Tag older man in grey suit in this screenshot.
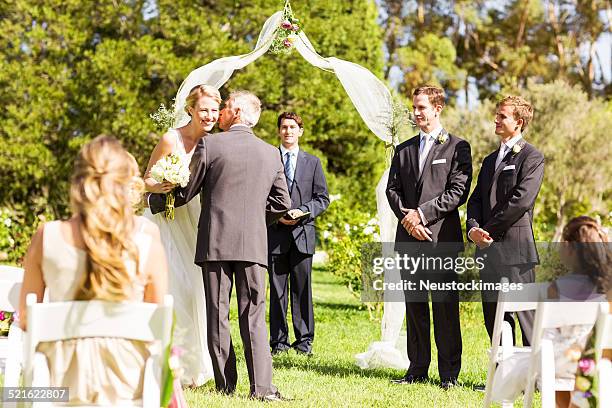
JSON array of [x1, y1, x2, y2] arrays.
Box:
[[149, 90, 291, 401]]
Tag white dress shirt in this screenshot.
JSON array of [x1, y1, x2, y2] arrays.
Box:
[[280, 145, 299, 176], [418, 125, 443, 174], [494, 133, 522, 169], [416, 125, 443, 226]]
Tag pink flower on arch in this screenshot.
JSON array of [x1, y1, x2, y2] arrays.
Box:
[[281, 20, 292, 29]]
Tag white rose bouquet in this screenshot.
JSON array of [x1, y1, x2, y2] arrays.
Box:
[[150, 153, 190, 220]]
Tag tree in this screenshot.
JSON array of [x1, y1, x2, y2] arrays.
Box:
[[379, 0, 611, 101], [0, 0, 387, 261]]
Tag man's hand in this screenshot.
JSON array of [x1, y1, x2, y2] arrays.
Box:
[[279, 209, 303, 226], [400, 208, 422, 231], [469, 227, 493, 249], [409, 224, 433, 241], [279, 217, 298, 225]]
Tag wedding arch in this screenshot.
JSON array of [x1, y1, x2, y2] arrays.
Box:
[[171, 1, 408, 370]]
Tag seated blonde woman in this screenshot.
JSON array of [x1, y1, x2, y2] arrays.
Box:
[[19, 135, 168, 406]]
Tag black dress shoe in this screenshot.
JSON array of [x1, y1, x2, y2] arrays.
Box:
[[271, 347, 290, 356], [294, 348, 313, 356], [473, 385, 486, 392], [391, 374, 428, 384], [216, 387, 235, 395], [440, 377, 459, 390]]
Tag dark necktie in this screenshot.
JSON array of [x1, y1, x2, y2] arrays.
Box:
[[284, 151, 294, 189]]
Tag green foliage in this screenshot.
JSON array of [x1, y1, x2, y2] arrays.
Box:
[[0, 203, 54, 264], [318, 197, 380, 302], [397, 33, 466, 96], [0, 0, 386, 261], [380, 0, 611, 100]]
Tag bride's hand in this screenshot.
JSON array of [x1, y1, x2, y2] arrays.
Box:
[[149, 181, 175, 194]]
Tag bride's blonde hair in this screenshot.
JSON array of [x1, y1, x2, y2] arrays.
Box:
[[70, 135, 144, 301]]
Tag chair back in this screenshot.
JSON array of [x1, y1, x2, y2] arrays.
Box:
[[533, 301, 604, 333], [595, 302, 612, 360], [24, 293, 173, 386], [498, 279, 544, 313]]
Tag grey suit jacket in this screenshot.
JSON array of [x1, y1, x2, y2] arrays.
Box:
[[267, 149, 330, 255], [466, 139, 545, 265], [150, 125, 291, 267], [386, 131, 473, 253]]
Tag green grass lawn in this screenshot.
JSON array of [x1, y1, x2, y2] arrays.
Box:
[[185, 266, 541, 407]]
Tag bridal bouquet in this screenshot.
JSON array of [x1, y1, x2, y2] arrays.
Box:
[[150, 153, 190, 220]]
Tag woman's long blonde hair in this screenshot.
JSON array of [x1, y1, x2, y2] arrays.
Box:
[[70, 135, 144, 301]]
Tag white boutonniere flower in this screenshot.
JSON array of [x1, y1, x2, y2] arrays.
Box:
[[512, 144, 522, 155], [437, 132, 448, 144]]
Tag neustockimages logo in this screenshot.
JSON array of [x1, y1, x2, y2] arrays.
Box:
[[371, 254, 486, 275]]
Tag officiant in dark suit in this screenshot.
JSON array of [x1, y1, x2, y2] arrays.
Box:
[[267, 112, 329, 356], [466, 95, 544, 347], [150, 91, 291, 402], [386, 85, 472, 389]]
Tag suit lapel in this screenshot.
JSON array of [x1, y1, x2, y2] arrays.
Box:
[[408, 135, 419, 180], [293, 150, 307, 184], [483, 151, 498, 195], [487, 138, 526, 193], [417, 129, 446, 187]]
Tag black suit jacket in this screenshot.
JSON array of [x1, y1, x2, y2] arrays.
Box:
[[267, 149, 330, 255], [149, 126, 291, 267], [386, 131, 473, 253], [466, 139, 544, 266]]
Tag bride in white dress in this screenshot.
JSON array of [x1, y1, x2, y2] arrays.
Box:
[[143, 84, 221, 386]]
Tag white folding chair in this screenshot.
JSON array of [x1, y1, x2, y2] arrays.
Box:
[[483, 278, 544, 408], [0, 265, 24, 387], [598, 359, 611, 408], [594, 302, 611, 408], [523, 300, 604, 408], [24, 293, 174, 407]]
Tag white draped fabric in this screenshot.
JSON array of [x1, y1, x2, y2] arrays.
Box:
[[171, 11, 393, 144], [355, 169, 408, 370], [171, 10, 407, 370]]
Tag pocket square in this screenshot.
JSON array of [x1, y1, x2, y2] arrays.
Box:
[[502, 165, 516, 171], [432, 159, 447, 165]]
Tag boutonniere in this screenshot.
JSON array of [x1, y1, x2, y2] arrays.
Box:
[[512, 140, 525, 156], [436, 131, 449, 145]]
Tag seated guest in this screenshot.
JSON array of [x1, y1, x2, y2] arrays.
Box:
[[491, 216, 610, 406], [565, 220, 611, 408], [19, 135, 168, 405]]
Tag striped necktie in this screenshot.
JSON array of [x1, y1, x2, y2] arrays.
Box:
[[284, 151, 294, 189]]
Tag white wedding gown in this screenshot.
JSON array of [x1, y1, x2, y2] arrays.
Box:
[[144, 128, 213, 386]]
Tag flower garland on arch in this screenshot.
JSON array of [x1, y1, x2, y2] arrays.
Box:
[[269, 0, 302, 54]]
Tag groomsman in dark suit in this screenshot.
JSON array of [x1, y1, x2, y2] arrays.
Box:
[[466, 95, 544, 346], [386, 86, 472, 389], [267, 112, 330, 356]]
